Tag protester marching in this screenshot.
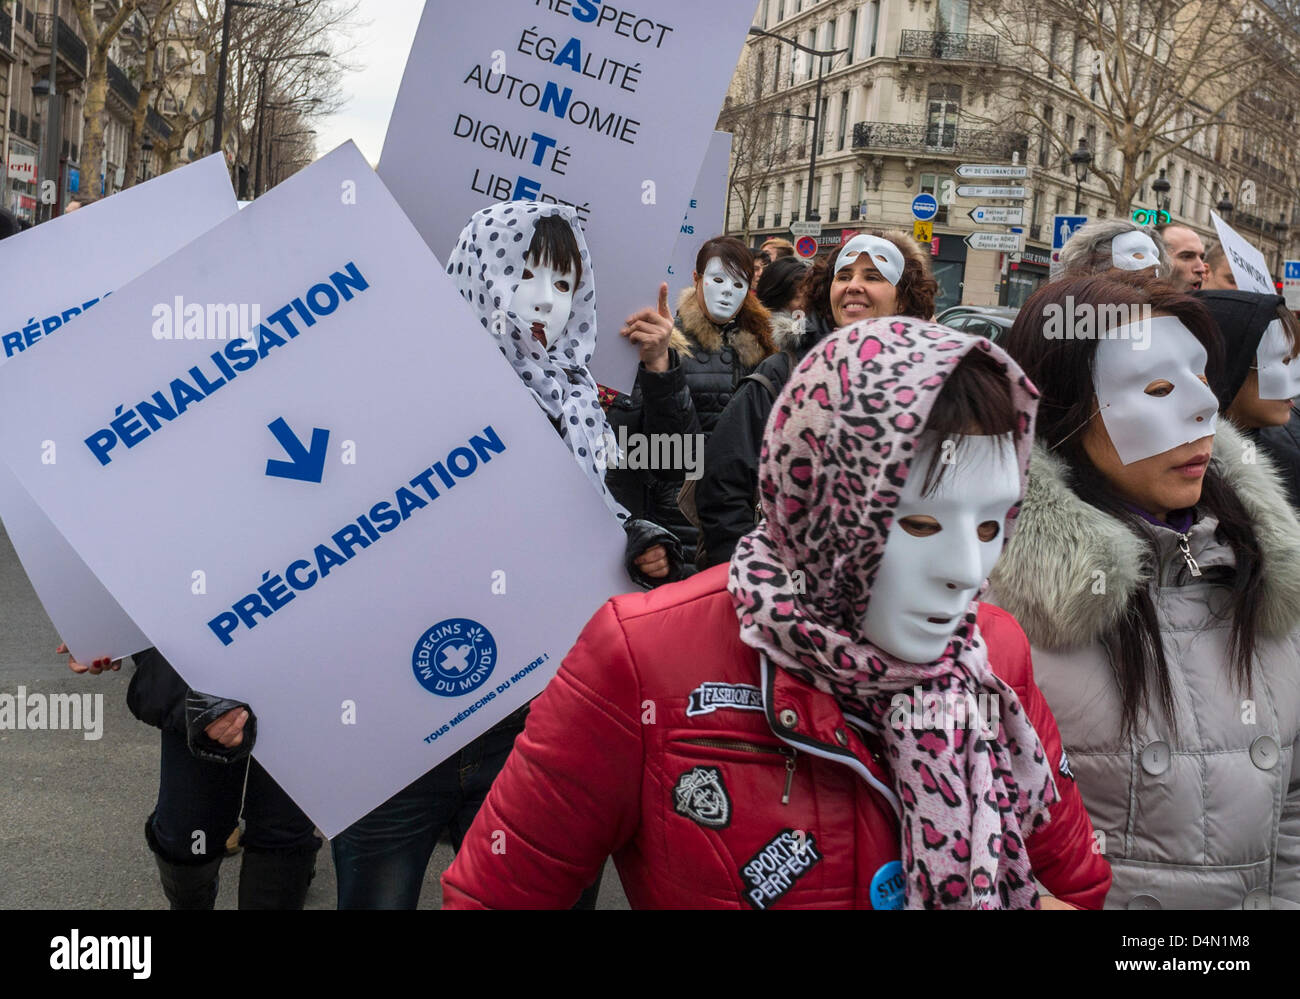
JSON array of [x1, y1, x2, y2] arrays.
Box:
[[1, 5, 1299, 973]]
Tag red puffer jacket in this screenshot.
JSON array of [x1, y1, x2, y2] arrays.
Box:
[[442, 565, 1111, 909]]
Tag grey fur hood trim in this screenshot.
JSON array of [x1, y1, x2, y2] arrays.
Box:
[[989, 422, 1300, 650]]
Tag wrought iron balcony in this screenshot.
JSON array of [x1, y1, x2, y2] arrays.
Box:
[[108, 59, 139, 108], [34, 14, 88, 77], [898, 30, 998, 62], [853, 121, 1028, 161], [0, 8, 13, 53], [147, 107, 172, 140]]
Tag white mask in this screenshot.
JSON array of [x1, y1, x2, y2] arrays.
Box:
[[510, 258, 576, 351], [700, 256, 749, 323], [1256, 318, 1300, 401], [860, 434, 1021, 664], [1111, 230, 1161, 271], [1093, 315, 1218, 465], [836, 235, 904, 286]]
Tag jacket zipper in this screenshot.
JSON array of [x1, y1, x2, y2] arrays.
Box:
[[1175, 531, 1202, 578], [678, 738, 798, 805]]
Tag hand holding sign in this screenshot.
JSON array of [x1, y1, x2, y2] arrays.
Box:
[[56, 642, 121, 675], [620, 282, 674, 372]]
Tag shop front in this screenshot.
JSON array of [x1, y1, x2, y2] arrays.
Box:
[[1005, 246, 1051, 308]]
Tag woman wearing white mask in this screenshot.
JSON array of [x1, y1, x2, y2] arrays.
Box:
[[991, 271, 1300, 909], [694, 232, 937, 568], [440, 318, 1111, 909], [1059, 218, 1169, 277]]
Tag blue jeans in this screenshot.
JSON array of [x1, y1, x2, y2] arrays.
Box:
[[332, 711, 528, 909]]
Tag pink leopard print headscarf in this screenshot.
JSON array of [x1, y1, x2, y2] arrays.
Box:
[[728, 317, 1058, 910]]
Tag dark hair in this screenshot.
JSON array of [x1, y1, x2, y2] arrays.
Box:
[[528, 215, 583, 290], [918, 349, 1021, 496], [1000, 270, 1261, 737], [756, 256, 807, 312], [695, 235, 753, 285], [799, 230, 937, 328]]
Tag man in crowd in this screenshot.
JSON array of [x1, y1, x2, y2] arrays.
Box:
[[1202, 240, 1237, 290], [1155, 222, 1209, 291]]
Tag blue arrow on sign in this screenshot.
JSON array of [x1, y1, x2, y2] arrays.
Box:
[[1286, 261, 1300, 280], [265, 417, 329, 483]]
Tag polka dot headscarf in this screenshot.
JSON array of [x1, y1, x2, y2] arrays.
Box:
[[446, 202, 627, 521]]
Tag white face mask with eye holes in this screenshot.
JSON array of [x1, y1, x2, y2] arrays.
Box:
[[1093, 315, 1219, 465], [700, 256, 749, 323], [859, 434, 1021, 664], [1256, 318, 1300, 401], [509, 258, 576, 351], [1111, 230, 1162, 271]]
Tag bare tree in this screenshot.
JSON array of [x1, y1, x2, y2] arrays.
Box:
[[984, 0, 1298, 214], [123, 0, 183, 188], [717, 49, 798, 242], [72, 0, 146, 197]]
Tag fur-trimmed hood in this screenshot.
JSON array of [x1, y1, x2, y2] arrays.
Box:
[[989, 421, 1300, 651], [671, 287, 774, 370]]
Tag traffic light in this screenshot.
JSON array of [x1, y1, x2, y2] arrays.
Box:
[[1132, 209, 1171, 226]]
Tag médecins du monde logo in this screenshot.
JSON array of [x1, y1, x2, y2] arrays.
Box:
[[412, 618, 497, 697]]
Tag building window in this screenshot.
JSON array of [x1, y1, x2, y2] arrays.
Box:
[[800, 102, 811, 157], [851, 170, 863, 218], [777, 0, 785, 21], [1062, 114, 1076, 172], [818, 96, 829, 153], [1179, 169, 1190, 217], [847, 9, 857, 65], [1071, 35, 1083, 80], [937, 0, 970, 34], [755, 50, 765, 100], [806, 31, 816, 80], [926, 84, 961, 150], [837, 90, 849, 150], [774, 181, 785, 226], [1039, 105, 1053, 167], [829, 173, 842, 222], [1030, 189, 1041, 238], [1047, 22, 1058, 79], [792, 179, 803, 221], [758, 185, 769, 229], [868, 1, 880, 57], [812, 176, 822, 219]]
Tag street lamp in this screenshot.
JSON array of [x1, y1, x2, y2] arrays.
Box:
[[747, 26, 848, 223], [212, 0, 312, 156], [1152, 167, 1171, 218], [1070, 138, 1092, 215], [250, 50, 329, 198], [139, 137, 154, 184]]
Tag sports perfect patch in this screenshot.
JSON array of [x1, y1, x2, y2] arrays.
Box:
[[673, 766, 731, 829], [741, 829, 823, 910], [686, 682, 765, 717]]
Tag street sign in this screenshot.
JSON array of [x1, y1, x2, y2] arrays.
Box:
[[790, 220, 822, 237], [955, 164, 1028, 179], [795, 235, 818, 259], [1285, 261, 1300, 310], [913, 220, 933, 242], [955, 185, 1026, 200], [1050, 214, 1089, 278], [911, 193, 939, 221], [968, 205, 1024, 225], [965, 232, 1022, 252]]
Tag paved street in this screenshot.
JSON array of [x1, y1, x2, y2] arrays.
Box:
[[0, 522, 625, 909]]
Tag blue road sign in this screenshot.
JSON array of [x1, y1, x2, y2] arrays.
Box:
[[912, 194, 939, 222], [1052, 215, 1088, 250], [265, 418, 330, 483], [1286, 261, 1300, 281]]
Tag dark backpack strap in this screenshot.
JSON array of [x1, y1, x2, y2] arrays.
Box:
[[741, 352, 794, 402]]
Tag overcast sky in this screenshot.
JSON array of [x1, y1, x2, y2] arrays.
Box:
[[316, 0, 426, 165]]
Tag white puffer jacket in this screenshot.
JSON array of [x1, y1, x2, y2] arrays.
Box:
[[989, 423, 1300, 909]]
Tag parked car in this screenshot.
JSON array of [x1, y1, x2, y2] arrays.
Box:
[[935, 305, 1019, 341]]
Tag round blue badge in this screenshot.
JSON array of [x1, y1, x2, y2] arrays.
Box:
[[870, 859, 906, 910], [411, 618, 497, 698]]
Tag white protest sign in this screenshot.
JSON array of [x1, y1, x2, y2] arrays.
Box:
[[378, 0, 757, 393], [665, 131, 732, 296], [1211, 210, 1274, 295], [0, 153, 238, 664], [0, 142, 628, 836]]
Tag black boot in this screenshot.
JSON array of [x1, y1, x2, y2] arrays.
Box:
[[146, 815, 223, 910], [237, 845, 319, 910]]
